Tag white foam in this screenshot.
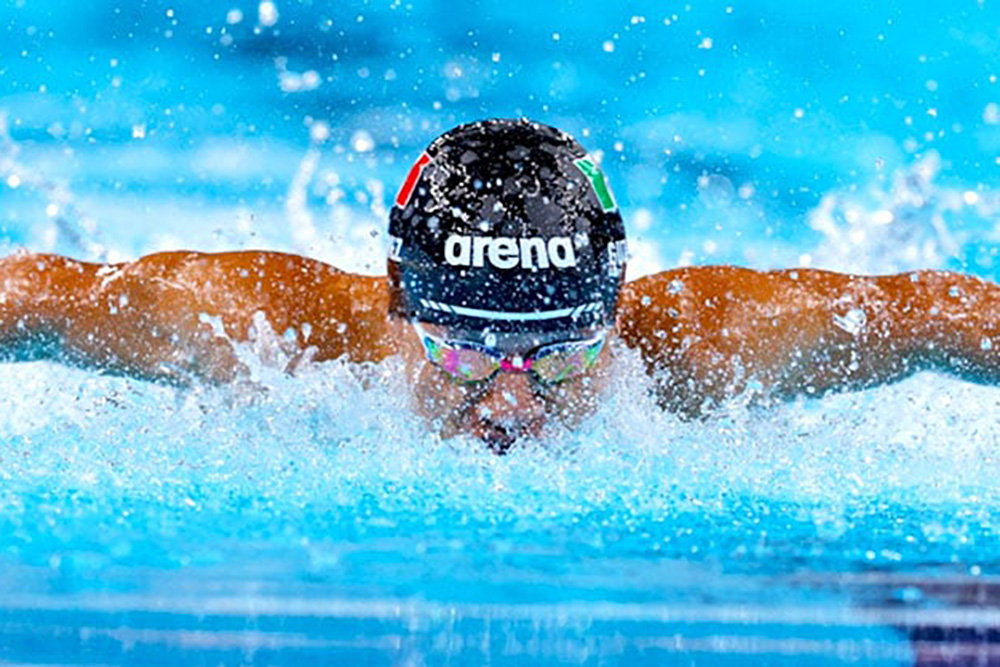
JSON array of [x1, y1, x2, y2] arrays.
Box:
[[2, 343, 998, 526]]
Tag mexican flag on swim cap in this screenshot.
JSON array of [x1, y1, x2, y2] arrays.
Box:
[[388, 118, 628, 335]]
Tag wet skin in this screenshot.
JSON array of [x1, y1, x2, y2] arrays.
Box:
[[1, 250, 1000, 447], [396, 320, 610, 451]]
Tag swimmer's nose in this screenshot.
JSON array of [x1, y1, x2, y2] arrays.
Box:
[[471, 372, 546, 451]]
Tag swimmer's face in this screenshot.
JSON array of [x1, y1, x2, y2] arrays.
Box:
[[392, 318, 611, 452]]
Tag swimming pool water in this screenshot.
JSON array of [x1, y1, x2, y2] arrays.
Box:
[[3, 1, 1000, 664]]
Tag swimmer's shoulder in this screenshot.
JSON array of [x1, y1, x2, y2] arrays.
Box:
[[620, 265, 753, 317], [621, 265, 859, 309], [617, 265, 830, 352], [121, 249, 394, 364], [124, 249, 345, 277], [128, 247, 390, 311], [616, 267, 722, 357], [117, 250, 387, 295]]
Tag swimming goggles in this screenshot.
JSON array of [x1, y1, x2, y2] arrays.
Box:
[[413, 323, 606, 385]]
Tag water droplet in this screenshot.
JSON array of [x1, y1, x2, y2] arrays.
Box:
[[981, 337, 993, 351], [871, 210, 894, 225], [258, 0, 278, 27], [833, 308, 867, 335], [309, 121, 330, 143], [351, 130, 374, 152], [985, 102, 1000, 125], [667, 280, 684, 294]]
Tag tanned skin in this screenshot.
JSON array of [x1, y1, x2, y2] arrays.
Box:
[[618, 267, 1000, 417], [0, 251, 393, 383], [1, 250, 998, 444]]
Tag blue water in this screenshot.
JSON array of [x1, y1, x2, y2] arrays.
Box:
[[3, 1, 1000, 664]]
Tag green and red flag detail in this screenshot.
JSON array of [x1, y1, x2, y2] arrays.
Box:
[[574, 157, 617, 212]]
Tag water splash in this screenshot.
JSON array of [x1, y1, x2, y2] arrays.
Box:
[[0, 112, 108, 262], [806, 152, 1000, 274], [283, 122, 387, 274], [2, 334, 999, 577]]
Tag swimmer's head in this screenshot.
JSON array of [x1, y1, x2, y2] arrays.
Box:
[[387, 119, 627, 450], [387, 118, 627, 334]]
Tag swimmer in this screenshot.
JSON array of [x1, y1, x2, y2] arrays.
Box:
[[1, 118, 999, 451]]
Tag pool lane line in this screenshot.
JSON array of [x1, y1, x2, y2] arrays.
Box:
[[0, 593, 997, 629]]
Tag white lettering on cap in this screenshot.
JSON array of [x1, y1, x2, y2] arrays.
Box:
[[547, 237, 576, 269], [488, 237, 519, 269], [444, 235, 471, 265], [443, 234, 578, 270], [518, 237, 549, 269]]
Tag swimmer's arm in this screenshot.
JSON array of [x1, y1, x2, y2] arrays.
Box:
[[0, 250, 393, 383], [618, 266, 1000, 414], [871, 270, 1000, 384]]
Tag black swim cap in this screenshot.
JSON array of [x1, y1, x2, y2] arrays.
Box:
[[388, 119, 627, 334]]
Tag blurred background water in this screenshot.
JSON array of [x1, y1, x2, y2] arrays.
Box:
[[3, 1, 1000, 665]]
